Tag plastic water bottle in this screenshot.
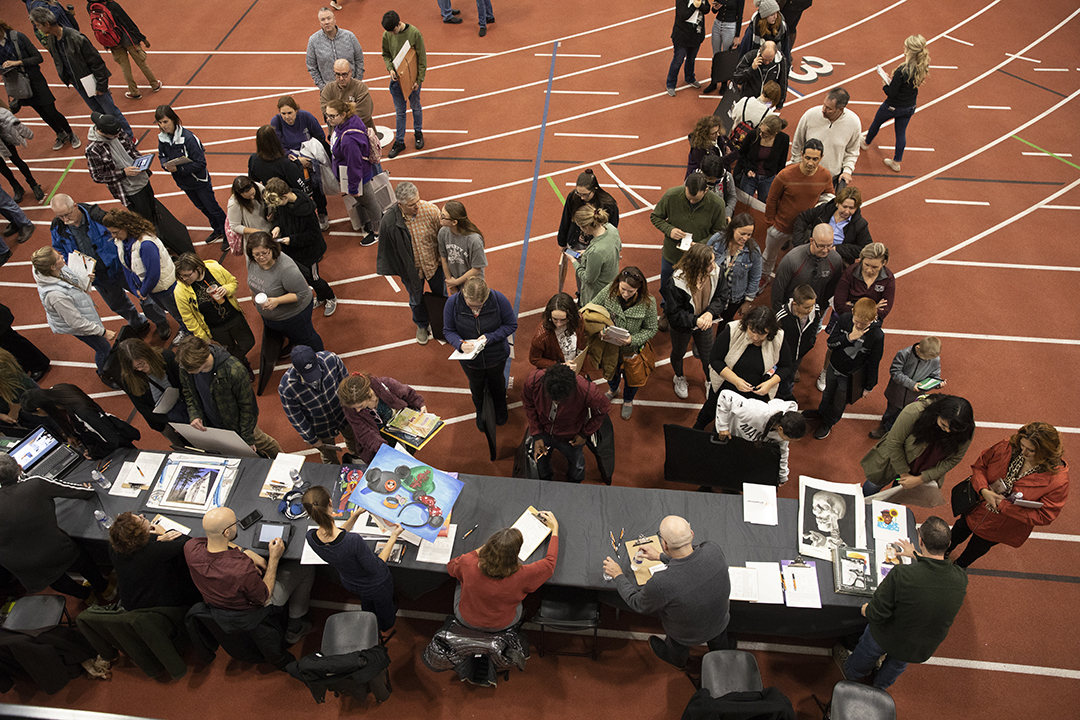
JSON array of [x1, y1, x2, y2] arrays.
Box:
[[289, 468, 306, 490], [94, 509, 113, 530], [91, 470, 111, 489]]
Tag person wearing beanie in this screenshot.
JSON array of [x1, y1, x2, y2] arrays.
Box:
[[737, 0, 791, 60]]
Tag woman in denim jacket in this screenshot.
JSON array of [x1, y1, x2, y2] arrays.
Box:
[[707, 213, 762, 322]]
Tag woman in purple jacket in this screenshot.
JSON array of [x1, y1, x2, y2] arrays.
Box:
[[338, 372, 426, 463], [271, 96, 330, 230], [326, 98, 383, 247]]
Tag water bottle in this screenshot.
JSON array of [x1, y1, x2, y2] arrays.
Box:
[[94, 509, 113, 530], [289, 468, 306, 490], [91, 470, 112, 489]]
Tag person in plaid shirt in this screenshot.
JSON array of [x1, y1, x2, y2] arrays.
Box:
[[278, 346, 356, 464], [376, 181, 445, 345]]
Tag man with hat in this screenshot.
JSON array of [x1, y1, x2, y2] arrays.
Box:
[[278, 346, 355, 464], [85, 112, 195, 256]]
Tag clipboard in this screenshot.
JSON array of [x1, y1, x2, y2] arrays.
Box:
[[625, 535, 663, 585]]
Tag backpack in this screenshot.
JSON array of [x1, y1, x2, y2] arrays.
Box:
[[88, 2, 126, 49]]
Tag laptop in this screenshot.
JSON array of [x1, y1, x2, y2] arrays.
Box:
[[8, 426, 83, 480]]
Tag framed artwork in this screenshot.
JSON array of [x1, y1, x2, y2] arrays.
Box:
[[798, 475, 866, 561]]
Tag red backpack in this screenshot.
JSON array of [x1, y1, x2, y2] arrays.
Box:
[[88, 2, 125, 48]]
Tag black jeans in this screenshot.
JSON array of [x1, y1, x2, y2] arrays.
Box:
[[662, 628, 732, 668], [461, 362, 507, 429], [262, 300, 324, 352], [23, 98, 73, 138], [0, 141, 36, 187], [49, 542, 108, 600], [948, 519, 998, 568]]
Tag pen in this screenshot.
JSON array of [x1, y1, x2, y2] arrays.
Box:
[[136, 466, 146, 479], [791, 573, 797, 591], [462, 523, 479, 539], [101, 460, 112, 473], [609, 531, 619, 557]]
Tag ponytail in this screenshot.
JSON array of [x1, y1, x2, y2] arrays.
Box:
[[302, 486, 336, 535]]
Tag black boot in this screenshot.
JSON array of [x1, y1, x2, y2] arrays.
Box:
[[11, 184, 24, 204], [31, 184, 44, 202], [702, 82, 718, 94]]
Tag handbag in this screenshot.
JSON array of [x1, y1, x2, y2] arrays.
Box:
[[621, 339, 655, 388], [950, 476, 981, 517], [3, 33, 32, 100]]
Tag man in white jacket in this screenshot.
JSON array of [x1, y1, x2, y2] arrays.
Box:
[[715, 389, 805, 485]]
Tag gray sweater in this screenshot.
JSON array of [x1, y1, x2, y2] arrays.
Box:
[[306, 28, 364, 88], [246, 254, 313, 322], [614, 541, 731, 645]]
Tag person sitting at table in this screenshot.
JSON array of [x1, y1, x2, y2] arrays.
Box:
[[108, 511, 201, 611], [176, 335, 282, 457], [521, 364, 611, 483], [529, 292, 586, 372], [602, 515, 731, 669], [184, 507, 316, 654], [0, 452, 112, 605], [715, 389, 805, 486], [302, 486, 402, 634], [116, 338, 188, 443], [338, 371, 426, 464], [21, 384, 140, 460], [446, 511, 559, 631], [279, 346, 355, 465]]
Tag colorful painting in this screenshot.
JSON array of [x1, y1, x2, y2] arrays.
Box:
[[346, 445, 465, 542]]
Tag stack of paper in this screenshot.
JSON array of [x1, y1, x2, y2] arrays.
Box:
[[746, 561, 784, 604], [510, 507, 552, 561], [743, 483, 778, 525], [781, 560, 822, 608], [449, 337, 487, 360], [109, 452, 167, 498], [728, 567, 759, 602], [416, 524, 457, 564]]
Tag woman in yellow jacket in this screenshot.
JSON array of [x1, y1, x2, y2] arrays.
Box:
[[173, 253, 255, 376]]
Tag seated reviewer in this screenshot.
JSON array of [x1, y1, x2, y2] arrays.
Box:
[[603, 515, 731, 669], [715, 390, 806, 486], [184, 507, 316, 654], [108, 512, 201, 611], [521, 364, 611, 483], [447, 512, 559, 632], [302, 486, 402, 633]]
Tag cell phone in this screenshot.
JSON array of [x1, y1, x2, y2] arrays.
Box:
[[564, 248, 581, 260], [239, 509, 262, 531]]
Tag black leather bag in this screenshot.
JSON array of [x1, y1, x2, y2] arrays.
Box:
[[950, 476, 981, 517]]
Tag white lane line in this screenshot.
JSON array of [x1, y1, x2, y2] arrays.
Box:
[[846, 100, 881, 105], [554, 132, 640, 139], [384, 276, 400, 292], [925, 199, 990, 206], [841, 414, 1080, 434], [881, 146, 934, 151], [549, 90, 620, 95], [1041, 205, 1080, 210], [930, 65, 959, 69], [1029, 531, 1080, 541], [944, 34, 974, 46], [1005, 53, 1041, 63], [621, 243, 665, 249], [1022, 151, 1073, 156], [535, 53, 601, 58], [922, 657, 1080, 680], [932, 260, 1080, 271], [332, 299, 411, 307], [881, 328, 1080, 346], [390, 176, 472, 183], [967, 105, 1011, 109], [408, 385, 473, 395], [1032, 67, 1069, 72], [563, 182, 660, 190], [600, 161, 654, 209]]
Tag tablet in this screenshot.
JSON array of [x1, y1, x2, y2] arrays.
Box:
[[252, 521, 292, 549], [132, 154, 153, 172]]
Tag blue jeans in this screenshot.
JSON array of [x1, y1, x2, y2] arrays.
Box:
[[666, 43, 701, 90], [817, 364, 849, 428], [407, 266, 446, 329], [75, 333, 113, 374], [389, 81, 422, 144], [74, 84, 132, 137], [608, 357, 639, 403], [476, 0, 493, 25], [865, 103, 916, 162], [95, 275, 164, 328], [181, 181, 227, 236], [845, 625, 909, 689], [536, 434, 586, 483], [0, 187, 30, 231], [262, 300, 324, 352], [148, 282, 186, 329], [436, 0, 455, 20], [739, 172, 775, 201]]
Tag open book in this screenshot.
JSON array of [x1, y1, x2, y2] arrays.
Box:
[[380, 408, 444, 451]]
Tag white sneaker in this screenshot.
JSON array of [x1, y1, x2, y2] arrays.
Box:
[[884, 158, 902, 172], [323, 298, 337, 317], [673, 375, 688, 399], [816, 369, 827, 392], [860, 135, 870, 150]]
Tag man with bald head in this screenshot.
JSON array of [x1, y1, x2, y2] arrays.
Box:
[[319, 59, 375, 129], [184, 506, 315, 653], [305, 8, 365, 89], [732, 40, 789, 107], [603, 515, 731, 669], [771, 223, 843, 317]]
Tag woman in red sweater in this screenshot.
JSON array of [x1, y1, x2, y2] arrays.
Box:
[[947, 422, 1069, 568], [446, 511, 559, 631], [529, 293, 586, 372]]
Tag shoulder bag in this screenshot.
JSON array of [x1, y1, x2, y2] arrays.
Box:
[[950, 476, 981, 517], [2, 33, 33, 100], [622, 339, 655, 388]]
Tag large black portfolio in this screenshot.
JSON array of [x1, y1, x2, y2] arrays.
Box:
[[663, 424, 780, 491]]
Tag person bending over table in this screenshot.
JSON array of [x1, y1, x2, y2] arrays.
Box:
[[116, 338, 188, 443], [21, 385, 139, 460], [521, 364, 611, 483], [338, 372, 426, 464], [447, 511, 559, 632], [302, 486, 402, 634], [0, 348, 39, 430], [715, 389, 805, 486], [108, 511, 201, 611]]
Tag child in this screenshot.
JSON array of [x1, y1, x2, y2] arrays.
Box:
[[804, 298, 884, 440], [870, 336, 943, 439], [715, 389, 806, 485], [775, 284, 819, 400]]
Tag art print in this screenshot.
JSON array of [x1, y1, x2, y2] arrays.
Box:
[[798, 475, 866, 561]]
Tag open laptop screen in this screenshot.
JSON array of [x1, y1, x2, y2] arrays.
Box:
[[9, 426, 61, 471]]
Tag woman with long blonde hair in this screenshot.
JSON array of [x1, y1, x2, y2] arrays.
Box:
[[863, 35, 930, 173]]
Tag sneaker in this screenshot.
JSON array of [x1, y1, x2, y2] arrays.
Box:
[[156, 323, 172, 341], [69, 133, 82, 149], [318, 213, 329, 232], [415, 131, 425, 150], [453, 9, 462, 14], [313, 299, 326, 309], [832, 644, 852, 678], [860, 135, 870, 150], [816, 369, 827, 392], [666, 87, 676, 97], [486, 15, 494, 22], [125, 92, 142, 100], [52, 136, 65, 151], [479, 27, 487, 37], [673, 375, 688, 399], [604, 389, 618, 401], [285, 615, 314, 645], [12, 185, 24, 203], [814, 424, 832, 440], [15, 224, 34, 244], [151, 80, 163, 93], [97, 373, 120, 390], [620, 401, 634, 420], [702, 83, 718, 94], [323, 298, 337, 317], [443, 16, 463, 24], [657, 315, 669, 332], [416, 326, 430, 345], [31, 184, 44, 202], [360, 232, 378, 247], [330, 0, 342, 7], [2, 223, 16, 237], [884, 158, 901, 172], [204, 232, 223, 244], [388, 141, 406, 158], [868, 424, 887, 440], [689, 79, 701, 89]]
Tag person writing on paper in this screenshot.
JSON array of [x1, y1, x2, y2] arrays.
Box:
[[302, 486, 402, 634], [946, 422, 1069, 568], [521, 364, 611, 483], [861, 394, 975, 496], [108, 511, 201, 611], [603, 515, 731, 669], [447, 511, 559, 631], [116, 338, 188, 440], [338, 372, 426, 464], [834, 516, 967, 689], [715, 390, 805, 485], [529, 293, 586, 372], [803, 490, 845, 551], [185, 507, 316, 655]]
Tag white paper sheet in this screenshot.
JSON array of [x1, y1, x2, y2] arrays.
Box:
[[448, 337, 486, 360], [510, 507, 552, 561], [415, 523, 457, 564], [648, 563, 668, 576], [109, 452, 166, 497], [783, 566, 822, 608], [153, 387, 179, 415], [746, 561, 784, 604], [876, 65, 892, 84], [743, 483, 778, 525], [169, 423, 259, 457], [150, 515, 191, 534], [79, 74, 97, 96], [728, 567, 759, 602], [260, 453, 305, 499], [871, 500, 907, 541]]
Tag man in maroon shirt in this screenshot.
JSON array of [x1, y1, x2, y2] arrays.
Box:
[[761, 138, 833, 281], [522, 364, 611, 482]]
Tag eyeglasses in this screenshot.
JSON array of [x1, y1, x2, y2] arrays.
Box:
[[333, 71, 351, 78], [325, 112, 340, 120], [222, 521, 237, 537]]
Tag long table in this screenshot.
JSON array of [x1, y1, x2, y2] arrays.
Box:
[[54, 449, 915, 639]]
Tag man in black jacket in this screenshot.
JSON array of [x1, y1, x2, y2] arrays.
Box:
[[774, 284, 819, 400], [29, 5, 132, 136], [732, 41, 789, 107], [89, 1, 163, 100]]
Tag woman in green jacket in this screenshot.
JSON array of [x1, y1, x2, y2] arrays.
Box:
[[570, 204, 621, 305], [585, 266, 657, 420]]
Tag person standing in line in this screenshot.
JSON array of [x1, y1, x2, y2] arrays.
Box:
[[173, 253, 255, 376], [305, 7, 364, 90], [780, 0, 813, 50], [774, 284, 818, 400], [436, 1, 463, 26], [326, 99, 383, 246], [86, 0, 162, 99], [790, 87, 862, 194], [381, 11, 426, 158], [0, 106, 43, 203], [834, 516, 967, 690], [570, 204, 621, 306], [662, 242, 724, 400], [475, 0, 495, 38], [338, 372, 427, 464], [862, 35, 930, 173], [760, 140, 832, 281], [30, 6, 132, 137], [705, 213, 762, 323], [735, 115, 790, 202], [521, 364, 611, 483], [736, 0, 790, 60], [272, 96, 331, 231], [263, 177, 337, 317], [0, 185, 34, 248], [603, 515, 731, 669], [226, 176, 273, 250], [665, 0, 711, 97], [115, 337, 188, 441], [870, 336, 943, 439], [529, 293, 585, 371], [155, 105, 227, 244], [0, 22, 79, 150], [438, 200, 488, 293], [245, 232, 324, 353], [319, 59, 375, 129], [701, 0, 745, 95]]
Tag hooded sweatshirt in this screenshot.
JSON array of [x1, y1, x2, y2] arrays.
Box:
[[714, 390, 797, 484]]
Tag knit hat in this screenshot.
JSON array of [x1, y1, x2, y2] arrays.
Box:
[[756, 0, 780, 18]]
